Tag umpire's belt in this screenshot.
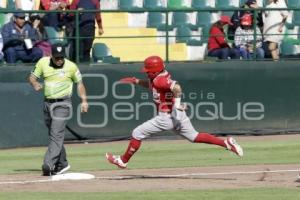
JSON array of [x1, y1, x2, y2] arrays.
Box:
[[44, 98, 66, 103]]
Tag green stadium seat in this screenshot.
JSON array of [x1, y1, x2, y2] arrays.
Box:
[[44, 26, 68, 46], [147, 12, 167, 28], [7, 0, 15, 10], [192, 0, 213, 9], [118, 0, 143, 11], [92, 43, 110, 61], [280, 40, 300, 57], [285, 23, 294, 30], [216, 0, 236, 8], [172, 12, 188, 26], [200, 25, 210, 42], [168, 0, 189, 9], [293, 11, 300, 25], [175, 25, 202, 45], [288, 0, 300, 8], [144, 0, 166, 9], [172, 12, 195, 28], [92, 43, 120, 63], [196, 12, 212, 27], [221, 11, 234, 18], [287, 11, 300, 28], [176, 25, 192, 43]]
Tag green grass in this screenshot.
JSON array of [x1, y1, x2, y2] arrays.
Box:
[[0, 188, 300, 200], [0, 138, 300, 174], [1, 137, 300, 199]]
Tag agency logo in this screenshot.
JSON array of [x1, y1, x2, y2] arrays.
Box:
[[51, 73, 265, 128]]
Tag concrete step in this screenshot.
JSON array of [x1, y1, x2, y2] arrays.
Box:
[[100, 27, 157, 37], [95, 12, 188, 62], [106, 43, 187, 62], [102, 13, 128, 27], [95, 37, 159, 45]]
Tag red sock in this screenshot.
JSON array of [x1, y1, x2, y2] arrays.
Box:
[[121, 138, 141, 163], [194, 133, 226, 148]]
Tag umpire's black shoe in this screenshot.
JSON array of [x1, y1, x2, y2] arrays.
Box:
[[42, 163, 53, 176]]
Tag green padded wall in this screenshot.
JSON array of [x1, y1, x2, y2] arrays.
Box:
[[1, 61, 300, 148]]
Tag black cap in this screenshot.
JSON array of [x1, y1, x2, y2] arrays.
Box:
[[14, 11, 26, 18], [51, 43, 66, 58]]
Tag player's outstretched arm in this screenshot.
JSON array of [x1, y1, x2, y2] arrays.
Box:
[[119, 77, 149, 88]]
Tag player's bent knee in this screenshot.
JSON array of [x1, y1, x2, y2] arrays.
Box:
[[132, 127, 147, 140]]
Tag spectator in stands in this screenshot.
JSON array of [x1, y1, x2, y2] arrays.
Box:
[[40, 0, 70, 31], [69, 0, 104, 62], [1, 11, 43, 63], [29, 13, 52, 56], [228, 0, 263, 41], [234, 13, 264, 59], [263, 0, 289, 61], [207, 16, 240, 60]]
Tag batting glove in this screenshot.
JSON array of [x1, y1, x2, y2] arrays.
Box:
[[119, 77, 139, 84]]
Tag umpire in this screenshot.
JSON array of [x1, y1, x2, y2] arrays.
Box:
[[28, 43, 89, 176]]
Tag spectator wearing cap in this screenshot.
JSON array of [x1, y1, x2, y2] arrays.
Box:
[[1, 11, 43, 63], [28, 13, 53, 57], [207, 16, 240, 60], [69, 0, 104, 62], [28, 43, 89, 176], [234, 13, 264, 59], [228, 0, 263, 41]]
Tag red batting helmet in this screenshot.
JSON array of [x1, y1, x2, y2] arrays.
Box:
[[141, 56, 165, 73]]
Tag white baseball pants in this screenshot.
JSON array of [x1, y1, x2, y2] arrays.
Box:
[[132, 111, 198, 142]]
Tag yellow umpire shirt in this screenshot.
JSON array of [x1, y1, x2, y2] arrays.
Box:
[[31, 57, 82, 99]]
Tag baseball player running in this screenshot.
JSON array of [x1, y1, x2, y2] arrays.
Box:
[[106, 55, 243, 169]]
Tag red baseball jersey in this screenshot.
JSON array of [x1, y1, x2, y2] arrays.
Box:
[[150, 70, 177, 112]]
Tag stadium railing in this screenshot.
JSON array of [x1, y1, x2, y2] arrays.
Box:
[[0, 7, 299, 64]]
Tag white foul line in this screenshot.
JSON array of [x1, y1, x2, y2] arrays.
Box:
[[0, 169, 299, 184], [0, 179, 53, 185], [95, 169, 300, 180]]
